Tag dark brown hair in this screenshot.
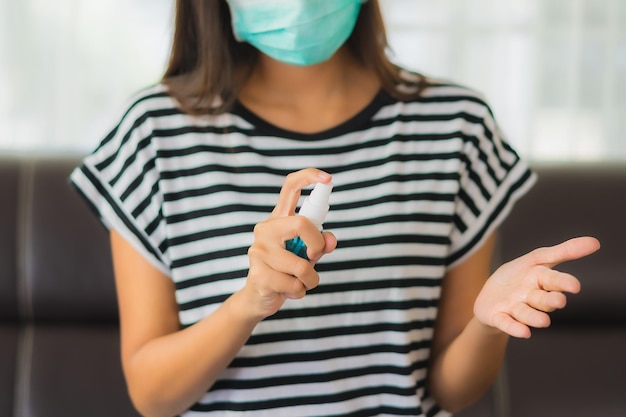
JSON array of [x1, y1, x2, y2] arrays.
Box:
[[162, 0, 428, 115]]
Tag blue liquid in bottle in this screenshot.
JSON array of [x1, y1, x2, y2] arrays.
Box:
[[285, 236, 309, 260]]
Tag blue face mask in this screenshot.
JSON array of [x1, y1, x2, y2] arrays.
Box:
[[226, 0, 365, 66]]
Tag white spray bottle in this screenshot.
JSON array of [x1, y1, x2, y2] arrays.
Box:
[[285, 182, 333, 260]]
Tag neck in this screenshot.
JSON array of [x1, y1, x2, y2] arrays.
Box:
[[241, 47, 361, 107], [237, 47, 381, 134]]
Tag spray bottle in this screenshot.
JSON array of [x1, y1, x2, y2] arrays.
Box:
[[285, 182, 333, 260]]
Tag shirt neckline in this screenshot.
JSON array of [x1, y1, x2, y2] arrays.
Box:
[[232, 89, 394, 140]]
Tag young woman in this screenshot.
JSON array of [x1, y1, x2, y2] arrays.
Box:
[[71, 1, 600, 416]]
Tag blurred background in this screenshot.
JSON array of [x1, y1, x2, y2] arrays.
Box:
[[1, 0, 625, 162]]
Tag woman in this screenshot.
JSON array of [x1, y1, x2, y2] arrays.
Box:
[[71, 1, 599, 416]]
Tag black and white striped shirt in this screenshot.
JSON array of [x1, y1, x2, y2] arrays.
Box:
[[71, 79, 535, 417]]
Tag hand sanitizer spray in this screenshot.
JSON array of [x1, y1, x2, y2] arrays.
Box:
[[285, 182, 333, 260]]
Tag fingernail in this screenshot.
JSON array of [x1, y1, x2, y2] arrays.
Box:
[[318, 172, 331, 181]]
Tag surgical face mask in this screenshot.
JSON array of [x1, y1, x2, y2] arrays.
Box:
[[226, 0, 365, 66]]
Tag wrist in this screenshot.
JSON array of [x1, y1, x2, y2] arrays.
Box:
[[224, 290, 265, 329]]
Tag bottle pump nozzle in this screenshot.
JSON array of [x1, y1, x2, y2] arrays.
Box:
[[298, 182, 333, 229]]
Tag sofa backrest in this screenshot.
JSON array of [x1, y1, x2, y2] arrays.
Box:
[[0, 155, 139, 417]]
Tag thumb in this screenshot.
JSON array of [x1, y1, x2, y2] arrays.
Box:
[[528, 236, 601, 268]]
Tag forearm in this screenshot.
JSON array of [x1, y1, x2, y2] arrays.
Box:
[[428, 317, 509, 413], [124, 291, 260, 417]]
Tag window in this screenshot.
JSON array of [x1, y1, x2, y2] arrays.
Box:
[[380, 0, 626, 161], [2, 0, 624, 161], [0, 0, 172, 152]]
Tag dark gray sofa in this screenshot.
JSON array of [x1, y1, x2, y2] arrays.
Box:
[[1, 155, 624, 417]]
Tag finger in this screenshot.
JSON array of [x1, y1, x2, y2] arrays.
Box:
[[281, 216, 328, 261], [263, 241, 321, 290], [491, 311, 531, 339], [306, 231, 337, 263], [249, 226, 319, 291], [248, 253, 311, 298], [528, 236, 600, 268], [274, 272, 308, 299], [285, 255, 321, 291], [525, 289, 567, 312], [511, 302, 551, 329], [537, 268, 581, 294], [271, 169, 332, 218], [322, 231, 338, 254], [292, 217, 327, 259]]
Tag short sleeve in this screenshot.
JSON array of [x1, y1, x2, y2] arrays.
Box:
[[70, 88, 170, 276], [446, 100, 536, 268]]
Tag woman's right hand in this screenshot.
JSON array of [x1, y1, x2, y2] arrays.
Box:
[[241, 168, 337, 320], [110, 169, 335, 417]]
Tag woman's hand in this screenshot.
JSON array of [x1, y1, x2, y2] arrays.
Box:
[[474, 236, 600, 338], [241, 168, 337, 320]]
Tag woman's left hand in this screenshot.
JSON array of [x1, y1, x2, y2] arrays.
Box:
[[473, 236, 601, 338]]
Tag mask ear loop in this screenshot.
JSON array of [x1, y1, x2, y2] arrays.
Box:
[[225, 0, 244, 42]]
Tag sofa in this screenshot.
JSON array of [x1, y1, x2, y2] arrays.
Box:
[[1, 155, 624, 417]]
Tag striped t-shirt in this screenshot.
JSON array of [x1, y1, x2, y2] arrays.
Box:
[[71, 79, 535, 417]]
